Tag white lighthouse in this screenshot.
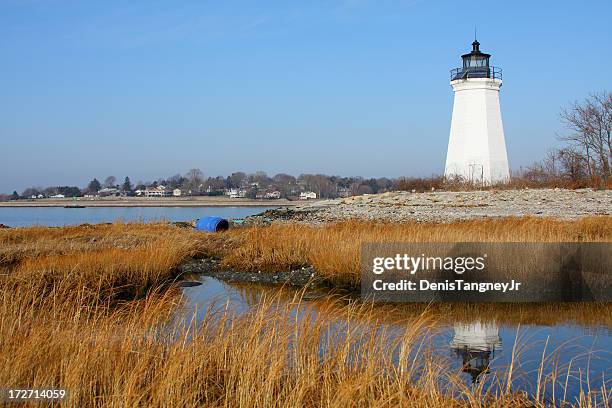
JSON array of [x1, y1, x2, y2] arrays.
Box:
[[445, 40, 510, 184]]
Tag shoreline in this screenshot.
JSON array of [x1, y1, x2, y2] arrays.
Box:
[[245, 188, 612, 224], [0, 196, 299, 208]]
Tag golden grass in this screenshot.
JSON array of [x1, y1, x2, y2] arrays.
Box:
[[0, 222, 203, 266], [0, 222, 204, 305], [209, 217, 612, 286], [0, 219, 610, 407], [0, 288, 466, 407], [2, 285, 608, 407]]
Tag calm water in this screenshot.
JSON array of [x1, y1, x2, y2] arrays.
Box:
[[177, 277, 612, 404], [0, 206, 275, 227]]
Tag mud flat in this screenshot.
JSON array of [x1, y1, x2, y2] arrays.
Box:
[[245, 188, 612, 224]]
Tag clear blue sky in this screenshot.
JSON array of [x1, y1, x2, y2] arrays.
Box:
[[1, 0, 611, 193]]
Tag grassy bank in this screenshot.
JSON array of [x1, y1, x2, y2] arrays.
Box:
[[203, 217, 612, 287], [1, 219, 610, 407], [1, 223, 204, 304]]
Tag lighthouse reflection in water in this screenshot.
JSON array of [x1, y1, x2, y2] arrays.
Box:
[[450, 322, 502, 383]]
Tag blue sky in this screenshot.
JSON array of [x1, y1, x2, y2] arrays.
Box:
[[1, 0, 611, 193]]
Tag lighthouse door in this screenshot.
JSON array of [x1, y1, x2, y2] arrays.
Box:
[[468, 163, 484, 185]]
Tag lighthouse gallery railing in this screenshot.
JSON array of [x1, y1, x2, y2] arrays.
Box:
[[450, 66, 502, 81]]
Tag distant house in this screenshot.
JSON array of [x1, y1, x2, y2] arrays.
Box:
[[265, 191, 281, 199], [299, 191, 317, 200], [98, 187, 119, 197], [172, 188, 182, 197], [50, 194, 65, 198], [205, 185, 221, 194], [144, 186, 170, 197], [228, 188, 246, 199]]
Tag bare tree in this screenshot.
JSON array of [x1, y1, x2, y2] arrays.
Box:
[[560, 91, 611, 187], [229, 172, 247, 188], [593, 91, 612, 169], [248, 171, 272, 187], [183, 168, 204, 194], [272, 173, 296, 185], [166, 174, 185, 189], [104, 176, 117, 188], [204, 176, 226, 192], [557, 147, 587, 182], [21, 187, 42, 198]]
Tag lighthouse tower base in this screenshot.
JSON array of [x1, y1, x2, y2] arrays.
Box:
[[445, 78, 510, 185]]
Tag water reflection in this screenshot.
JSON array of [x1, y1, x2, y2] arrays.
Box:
[[176, 277, 611, 401], [450, 322, 501, 383]]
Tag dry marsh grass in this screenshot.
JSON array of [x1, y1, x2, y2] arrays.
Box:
[[2, 285, 609, 407], [0, 219, 610, 407], [211, 217, 612, 286], [0, 290, 450, 407], [0, 222, 202, 266], [0, 222, 204, 304]]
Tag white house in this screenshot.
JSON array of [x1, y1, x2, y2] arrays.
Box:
[[265, 191, 281, 199], [229, 188, 246, 198], [98, 187, 119, 197], [299, 191, 317, 200], [50, 194, 65, 198], [144, 186, 170, 197], [172, 188, 182, 197]]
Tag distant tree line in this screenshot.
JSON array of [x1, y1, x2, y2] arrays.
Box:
[[5, 170, 436, 201]]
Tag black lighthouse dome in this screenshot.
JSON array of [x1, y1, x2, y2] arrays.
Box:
[[451, 40, 502, 81], [462, 40, 490, 69]]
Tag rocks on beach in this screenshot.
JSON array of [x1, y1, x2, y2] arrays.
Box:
[[179, 258, 322, 288], [245, 189, 612, 224]]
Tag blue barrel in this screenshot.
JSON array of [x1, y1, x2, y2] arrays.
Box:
[[195, 216, 229, 232]]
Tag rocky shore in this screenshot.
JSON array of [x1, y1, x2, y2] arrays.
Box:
[[179, 258, 326, 288], [244, 188, 612, 224]]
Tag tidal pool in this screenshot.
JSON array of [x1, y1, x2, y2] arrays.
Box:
[[175, 276, 612, 404]]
